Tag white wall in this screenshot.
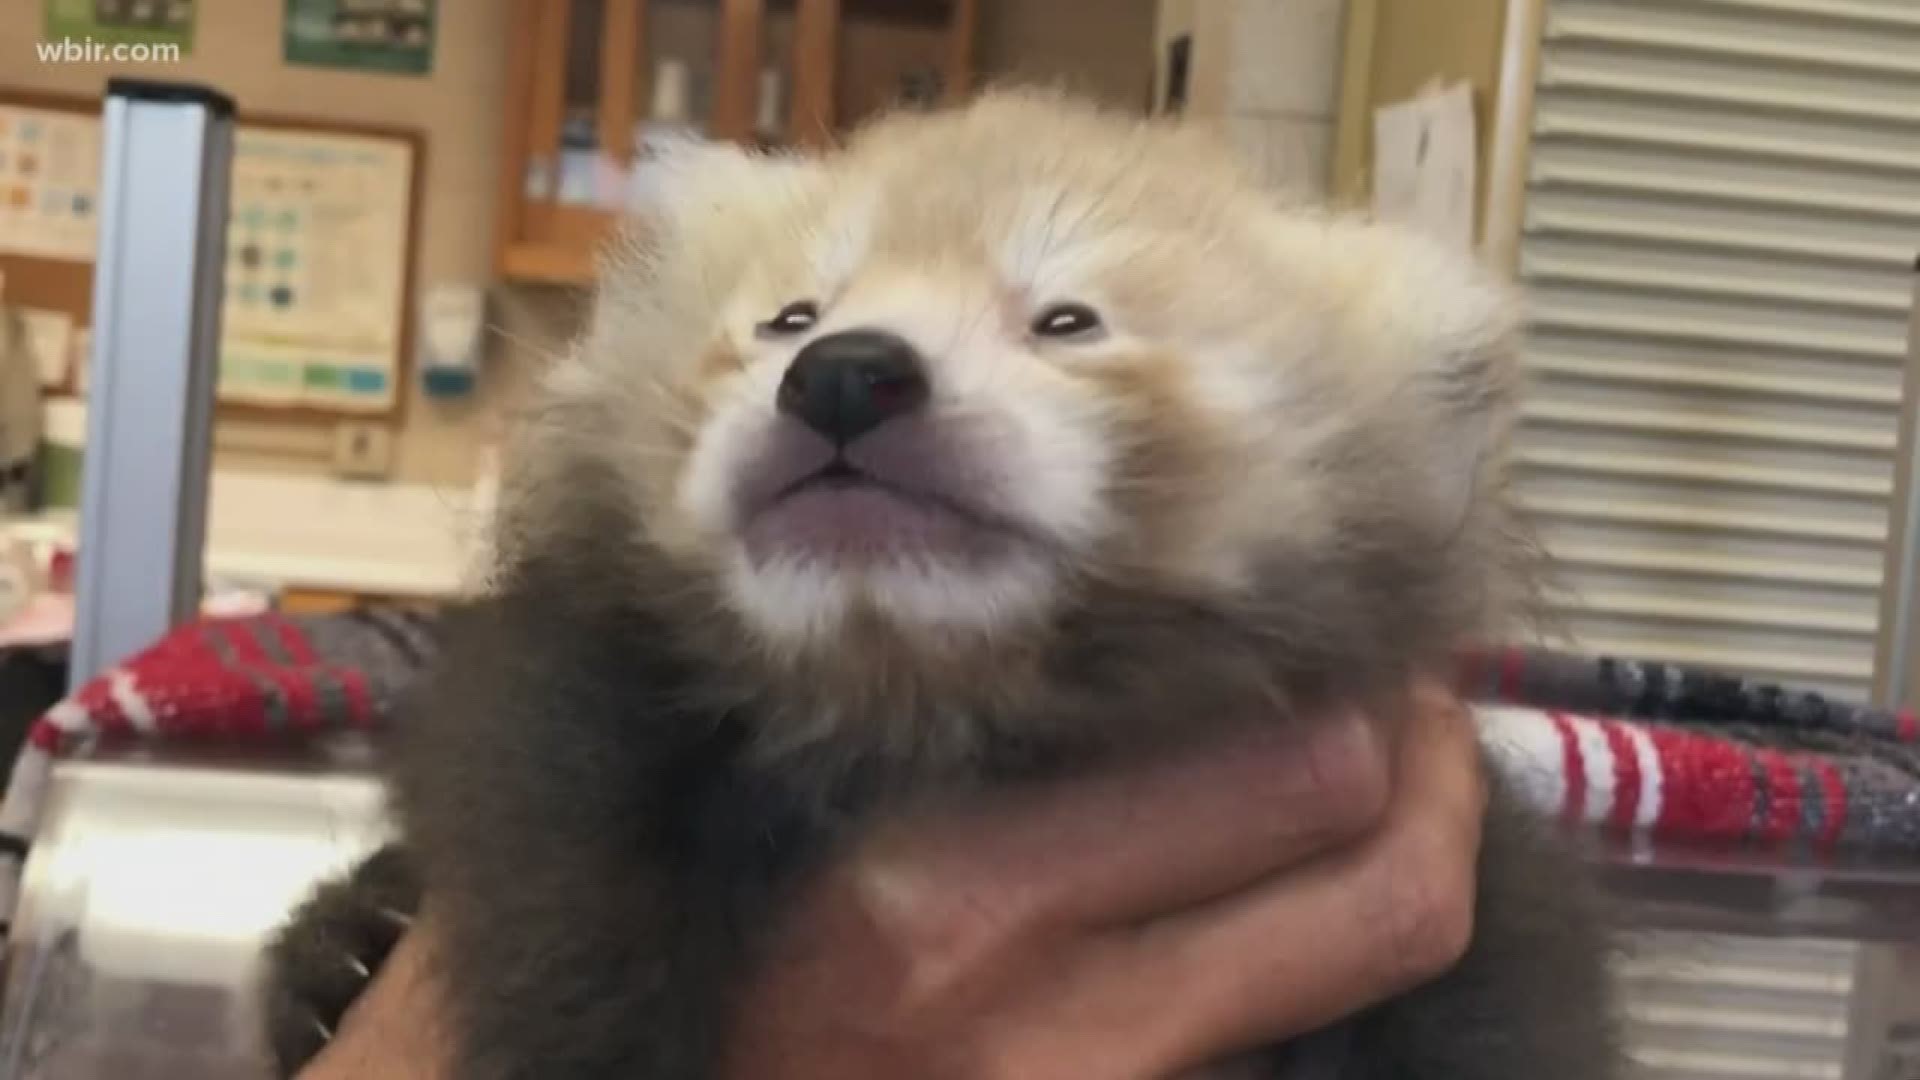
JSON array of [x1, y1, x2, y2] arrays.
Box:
[[1155, 0, 1350, 195]]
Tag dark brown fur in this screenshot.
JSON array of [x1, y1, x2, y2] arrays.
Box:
[[265, 92, 1619, 1080], [264, 475, 1617, 1079]]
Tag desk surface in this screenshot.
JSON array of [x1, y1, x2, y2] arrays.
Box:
[[4, 469, 490, 600]]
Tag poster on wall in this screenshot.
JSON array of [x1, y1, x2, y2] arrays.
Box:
[[1372, 81, 1477, 255], [43, 0, 196, 52], [284, 0, 436, 76], [1, 89, 416, 416], [219, 126, 414, 413], [0, 103, 103, 263]]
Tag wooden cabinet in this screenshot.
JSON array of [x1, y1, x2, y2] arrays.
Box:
[[494, 0, 979, 284]]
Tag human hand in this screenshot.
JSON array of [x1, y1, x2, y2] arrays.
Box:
[[722, 680, 1485, 1078], [299, 681, 1484, 1080]]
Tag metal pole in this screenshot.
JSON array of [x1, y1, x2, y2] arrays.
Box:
[[68, 80, 234, 690]]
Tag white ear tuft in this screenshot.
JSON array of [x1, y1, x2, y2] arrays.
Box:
[[1408, 251, 1521, 525], [626, 137, 823, 233], [1308, 218, 1522, 522], [597, 139, 826, 321]]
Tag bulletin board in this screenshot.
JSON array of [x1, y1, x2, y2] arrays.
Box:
[[0, 90, 99, 393], [0, 88, 422, 418]]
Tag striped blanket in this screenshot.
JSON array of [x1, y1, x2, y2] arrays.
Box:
[[1466, 648, 1920, 859], [0, 616, 1914, 935], [0, 609, 434, 933]]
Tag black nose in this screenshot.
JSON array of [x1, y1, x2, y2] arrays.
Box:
[[777, 330, 930, 444]]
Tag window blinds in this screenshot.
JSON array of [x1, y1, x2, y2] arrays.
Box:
[[1617, 931, 1862, 1080], [1512, 0, 1920, 703], [1510, 3, 1919, 1076]]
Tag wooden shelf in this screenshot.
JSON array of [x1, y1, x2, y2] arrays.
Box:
[[535, 204, 620, 249], [774, 0, 952, 24], [499, 203, 617, 284], [499, 241, 602, 286]]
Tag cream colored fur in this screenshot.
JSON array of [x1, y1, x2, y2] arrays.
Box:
[[510, 88, 1523, 677]]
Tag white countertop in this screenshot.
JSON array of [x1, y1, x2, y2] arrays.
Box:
[[4, 470, 492, 599]]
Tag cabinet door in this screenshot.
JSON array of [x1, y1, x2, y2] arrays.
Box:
[[626, 0, 969, 149], [496, 0, 977, 283], [495, 0, 627, 281]]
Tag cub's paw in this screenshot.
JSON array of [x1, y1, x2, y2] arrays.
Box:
[[261, 844, 421, 1078]]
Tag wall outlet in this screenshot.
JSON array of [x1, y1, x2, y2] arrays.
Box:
[[332, 421, 395, 480]]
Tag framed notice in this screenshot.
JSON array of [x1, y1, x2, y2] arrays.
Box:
[[44, 0, 196, 52], [220, 122, 420, 414], [0, 90, 421, 418], [284, 0, 436, 76], [0, 101, 103, 263]]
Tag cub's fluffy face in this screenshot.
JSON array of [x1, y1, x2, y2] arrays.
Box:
[[536, 92, 1518, 672]]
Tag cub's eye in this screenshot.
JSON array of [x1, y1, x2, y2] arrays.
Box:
[[759, 300, 820, 337], [1031, 302, 1103, 339]]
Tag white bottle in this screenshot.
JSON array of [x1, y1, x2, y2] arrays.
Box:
[[626, 58, 701, 209], [556, 107, 599, 206], [753, 67, 784, 147]]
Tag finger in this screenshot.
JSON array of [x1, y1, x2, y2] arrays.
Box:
[[1091, 691, 1486, 1072], [855, 705, 1394, 934]]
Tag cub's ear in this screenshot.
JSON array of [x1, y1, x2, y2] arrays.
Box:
[[601, 138, 829, 303], [623, 136, 825, 230], [1311, 219, 1522, 523], [1403, 245, 1521, 519]]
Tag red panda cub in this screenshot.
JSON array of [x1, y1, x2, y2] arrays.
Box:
[[266, 91, 1617, 1079]]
